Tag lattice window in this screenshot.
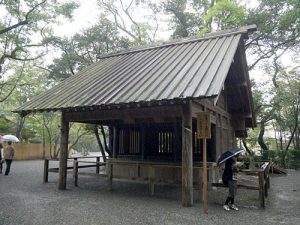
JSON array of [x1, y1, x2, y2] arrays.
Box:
[[118, 129, 141, 155], [158, 131, 174, 154]]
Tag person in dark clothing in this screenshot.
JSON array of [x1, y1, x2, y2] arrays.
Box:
[[222, 156, 239, 211]]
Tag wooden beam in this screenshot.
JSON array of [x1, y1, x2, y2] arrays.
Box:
[[58, 111, 69, 190], [181, 101, 193, 207], [231, 113, 252, 119], [191, 99, 231, 121], [65, 105, 183, 122], [226, 81, 247, 88]]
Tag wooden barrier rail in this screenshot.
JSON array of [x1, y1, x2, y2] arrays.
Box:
[[211, 161, 271, 208], [44, 156, 106, 186]]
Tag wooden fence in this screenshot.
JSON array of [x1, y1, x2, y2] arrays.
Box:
[[43, 156, 106, 186], [12, 144, 52, 160], [9, 143, 72, 160], [212, 161, 271, 208]]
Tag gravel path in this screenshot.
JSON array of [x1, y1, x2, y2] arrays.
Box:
[[0, 160, 299, 225]]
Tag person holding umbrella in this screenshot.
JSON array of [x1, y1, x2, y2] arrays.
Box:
[[222, 156, 239, 211], [217, 148, 244, 211], [3, 141, 15, 176]]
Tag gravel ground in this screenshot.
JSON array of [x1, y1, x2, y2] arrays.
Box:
[[0, 160, 299, 225]]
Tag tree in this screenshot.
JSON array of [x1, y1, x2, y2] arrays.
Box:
[[164, 0, 204, 38], [98, 0, 161, 43], [203, 0, 246, 31], [272, 64, 300, 166], [46, 17, 132, 81], [0, 61, 50, 138], [246, 0, 300, 71], [0, 0, 78, 101]]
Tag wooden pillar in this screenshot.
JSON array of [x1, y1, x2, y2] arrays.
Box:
[[43, 159, 49, 183], [58, 111, 69, 190], [73, 158, 78, 187], [182, 102, 193, 207], [112, 127, 119, 158], [96, 157, 100, 174], [108, 127, 113, 153], [148, 165, 155, 195], [174, 121, 180, 162], [107, 162, 113, 191], [141, 126, 146, 160], [258, 171, 265, 208]]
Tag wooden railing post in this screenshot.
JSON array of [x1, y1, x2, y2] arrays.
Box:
[[267, 161, 271, 189], [211, 163, 218, 189], [107, 162, 113, 191], [149, 165, 155, 196], [73, 158, 78, 187], [43, 159, 49, 183], [96, 157, 100, 174], [258, 171, 265, 208]]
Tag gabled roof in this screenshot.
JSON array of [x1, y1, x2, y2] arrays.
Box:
[[14, 25, 256, 116]]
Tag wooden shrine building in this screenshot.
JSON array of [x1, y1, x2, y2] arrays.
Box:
[[14, 25, 257, 207]]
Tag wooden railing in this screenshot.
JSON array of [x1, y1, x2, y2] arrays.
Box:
[[43, 156, 106, 186], [211, 160, 271, 208]]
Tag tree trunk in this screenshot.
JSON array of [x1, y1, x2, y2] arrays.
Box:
[[258, 121, 269, 151], [242, 138, 254, 156], [94, 126, 107, 162], [100, 125, 112, 157], [16, 116, 26, 139]]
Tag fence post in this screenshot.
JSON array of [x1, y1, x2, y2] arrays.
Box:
[[267, 161, 271, 189], [258, 171, 265, 208], [43, 159, 49, 183], [96, 157, 100, 174], [148, 165, 155, 196], [107, 162, 113, 191], [73, 158, 78, 187]]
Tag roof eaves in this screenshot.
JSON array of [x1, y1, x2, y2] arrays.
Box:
[[13, 96, 218, 116]]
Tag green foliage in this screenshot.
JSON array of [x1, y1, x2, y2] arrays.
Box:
[[98, 0, 160, 43], [0, 0, 78, 101], [0, 117, 12, 134], [164, 0, 204, 38], [246, 0, 300, 69], [246, 62, 300, 168], [47, 16, 133, 81], [204, 0, 246, 30]]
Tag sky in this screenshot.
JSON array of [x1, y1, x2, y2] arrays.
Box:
[[53, 0, 99, 37], [54, 0, 172, 40]]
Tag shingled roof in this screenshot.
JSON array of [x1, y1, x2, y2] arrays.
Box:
[[14, 25, 256, 117]]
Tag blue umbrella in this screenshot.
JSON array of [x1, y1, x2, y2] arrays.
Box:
[[217, 148, 244, 166]]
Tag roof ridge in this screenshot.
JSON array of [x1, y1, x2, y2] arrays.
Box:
[[97, 25, 257, 59]]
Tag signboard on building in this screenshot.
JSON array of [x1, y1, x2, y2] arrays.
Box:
[[197, 112, 211, 139]]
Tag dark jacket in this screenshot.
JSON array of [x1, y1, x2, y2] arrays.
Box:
[[222, 158, 234, 186]]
